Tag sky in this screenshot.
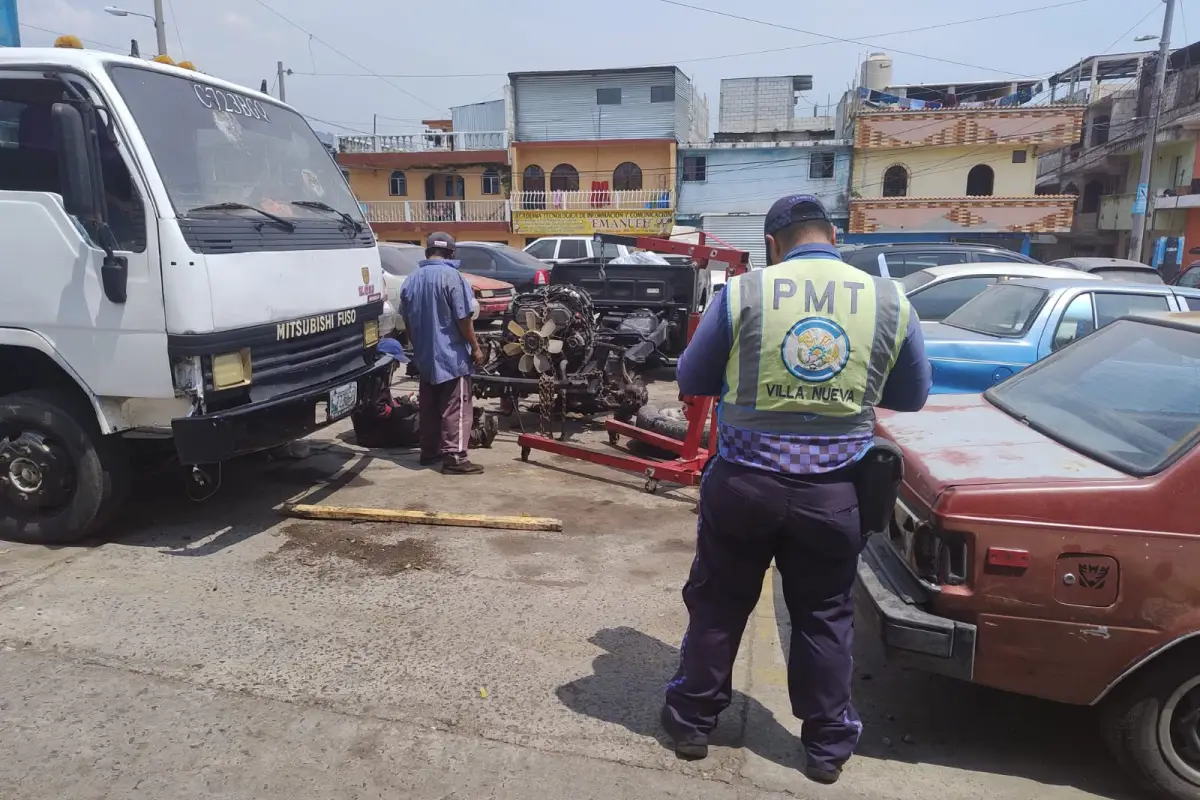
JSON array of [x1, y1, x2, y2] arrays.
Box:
[[17, 0, 1162, 139]]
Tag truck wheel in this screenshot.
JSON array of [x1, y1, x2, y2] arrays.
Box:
[[1103, 645, 1200, 800], [0, 390, 126, 545], [635, 405, 711, 449]]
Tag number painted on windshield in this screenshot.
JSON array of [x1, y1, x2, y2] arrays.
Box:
[[193, 84, 270, 122]]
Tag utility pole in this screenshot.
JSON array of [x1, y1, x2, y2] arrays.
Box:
[[277, 61, 288, 103], [1129, 0, 1176, 263], [152, 0, 167, 58]]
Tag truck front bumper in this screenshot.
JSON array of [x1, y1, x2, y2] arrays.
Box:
[[855, 534, 977, 682], [171, 357, 392, 464]]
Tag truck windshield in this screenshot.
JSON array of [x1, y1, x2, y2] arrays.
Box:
[[941, 283, 1047, 337], [108, 66, 362, 223], [986, 320, 1200, 475]]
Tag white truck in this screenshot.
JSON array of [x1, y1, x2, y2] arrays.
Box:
[[0, 48, 392, 544]]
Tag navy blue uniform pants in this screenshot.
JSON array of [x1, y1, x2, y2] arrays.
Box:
[[664, 456, 864, 772]]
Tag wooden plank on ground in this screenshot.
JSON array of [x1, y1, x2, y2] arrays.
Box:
[[280, 503, 563, 532]]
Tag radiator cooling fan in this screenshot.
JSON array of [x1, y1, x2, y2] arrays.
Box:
[[503, 309, 566, 374]]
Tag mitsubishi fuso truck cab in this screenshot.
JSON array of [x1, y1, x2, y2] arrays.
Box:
[[0, 48, 392, 545]]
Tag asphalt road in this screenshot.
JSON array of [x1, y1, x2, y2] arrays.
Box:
[[0, 376, 1142, 800]]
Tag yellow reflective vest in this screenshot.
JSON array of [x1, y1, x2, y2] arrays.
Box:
[[721, 257, 911, 436]]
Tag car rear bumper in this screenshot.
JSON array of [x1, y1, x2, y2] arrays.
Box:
[[855, 535, 977, 681], [171, 357, 392, 464]]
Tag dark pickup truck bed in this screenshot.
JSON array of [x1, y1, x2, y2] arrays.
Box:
[[550, 259, 708, 358]]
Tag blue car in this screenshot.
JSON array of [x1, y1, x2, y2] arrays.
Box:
[[923, 278, 1200, 394]]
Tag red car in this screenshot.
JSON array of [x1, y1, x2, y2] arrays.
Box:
[[857, 311, 1200, 800], [378, 242, 515, 323]]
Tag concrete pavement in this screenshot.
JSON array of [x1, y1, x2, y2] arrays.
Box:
[[0, 381, 1140, 799]]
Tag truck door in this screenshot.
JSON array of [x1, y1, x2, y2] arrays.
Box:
[[0, 70, 170, 401]]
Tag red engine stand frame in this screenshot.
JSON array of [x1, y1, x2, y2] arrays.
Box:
[[515, 232, 748, 492]]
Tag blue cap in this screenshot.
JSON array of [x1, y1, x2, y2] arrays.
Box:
[[377, 337, 408, 363], [764, 194, 831, 236]]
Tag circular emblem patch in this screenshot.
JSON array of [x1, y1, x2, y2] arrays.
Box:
[[780, 317, 851, 383]]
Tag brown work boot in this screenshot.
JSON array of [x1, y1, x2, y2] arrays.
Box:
[[442, 460, 484, 475]]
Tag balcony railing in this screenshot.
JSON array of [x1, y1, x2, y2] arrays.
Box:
[[511, 189, 674, 211], [338, 131, 509, 154], [361, 200, 510, 225]]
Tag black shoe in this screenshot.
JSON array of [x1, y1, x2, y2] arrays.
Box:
[[418, 457, 439, 466], [804, 764, 842, 785], [660, 706, 708, 760], [442, 460, 484, 475]]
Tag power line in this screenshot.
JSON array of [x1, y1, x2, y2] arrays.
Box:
[[1100, 2, 1163, 54], [656, 0, 1039, 78], [165, 0, 186, 59], [18, 23, 125, 52], [291, 70, 506, 79], [249, 0, 447, 115], [659, 0, 1099, 68]]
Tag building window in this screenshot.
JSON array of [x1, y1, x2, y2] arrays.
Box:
[[523, 165, 546, 209], [389, 170, 407, 196], [1091, 115, 1110, 147], [482, 168, 501, 195], [1012, 150, 1028, 164], [550, 163, 580, 192], [682, 155, 707, 182], [445, 174, 465, 198], [596, 88, 622, 105], [651, 85, 675, 103], [966, 164, 995, 197], [613, 162, 643, 191], [882, 165, 908, 197], [809, 152, 835, 180]]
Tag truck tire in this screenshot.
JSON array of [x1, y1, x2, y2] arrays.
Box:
[[0, 389, 127, 545], [635, 404, 711, 449], [1103, 644, 1200, 800]]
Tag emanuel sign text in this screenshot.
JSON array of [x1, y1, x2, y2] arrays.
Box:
[[512, 209, 674, 236]]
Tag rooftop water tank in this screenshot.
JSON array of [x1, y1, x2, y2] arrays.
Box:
[[862, 53, 893, 93]]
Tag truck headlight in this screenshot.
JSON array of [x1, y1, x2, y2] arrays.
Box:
[[364, 319, 380, 347], [211, 350, 251, 389]]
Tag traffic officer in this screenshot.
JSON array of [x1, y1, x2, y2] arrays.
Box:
[[661, 195, 931, 785]]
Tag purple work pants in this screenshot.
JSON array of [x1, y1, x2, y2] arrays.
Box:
[[418, 375, 472, 466], [664, 456, 864, 773]]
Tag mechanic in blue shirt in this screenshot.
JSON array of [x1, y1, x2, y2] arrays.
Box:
[[399, 232, 485, 475], [660, 195, 931, 784]]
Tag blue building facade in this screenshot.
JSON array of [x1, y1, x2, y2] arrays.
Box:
[[676, 142, 852, 267]]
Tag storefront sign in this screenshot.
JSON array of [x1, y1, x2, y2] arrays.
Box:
[[512, 209, 674, 236]]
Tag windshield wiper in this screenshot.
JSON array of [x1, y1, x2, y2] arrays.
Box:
[[291, 200, 363, 234], [186, 202, 295, 233]]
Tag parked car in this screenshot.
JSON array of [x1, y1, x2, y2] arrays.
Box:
[[1173, 259, 1200, 288], [838, 242, 1040, 279], [922, 278, 1200, 393], [901, 263, 1102, 323], [1047, 257, 1164, 284], [857, 311, 1200, 800], [525, 236, 630, 266], [456, 241, 551, 293], [378, 243, 517, 329]]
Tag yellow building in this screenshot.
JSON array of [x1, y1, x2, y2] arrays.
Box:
[[508, 67, 708, 242], [845, 71, 1084, 251], [336, 123, 523, 248]]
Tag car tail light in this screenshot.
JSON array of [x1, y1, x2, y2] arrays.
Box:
[[986, 547, 1031, 569], [535, 269, 550, 286]]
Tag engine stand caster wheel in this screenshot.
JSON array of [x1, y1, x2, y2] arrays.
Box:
[[643, 472, 660, 494], [608, 431, 620, 447], [520, 447, 531, 462]]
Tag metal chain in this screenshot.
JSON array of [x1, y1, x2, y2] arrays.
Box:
[[537, 373, 555, 438]]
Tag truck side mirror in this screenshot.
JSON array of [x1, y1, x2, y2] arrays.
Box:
[[51, 103, 100, 223]]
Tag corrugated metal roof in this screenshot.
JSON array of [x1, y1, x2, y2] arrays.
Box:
[[509, 66, 681, 80], [451, 99, 505, 134]]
